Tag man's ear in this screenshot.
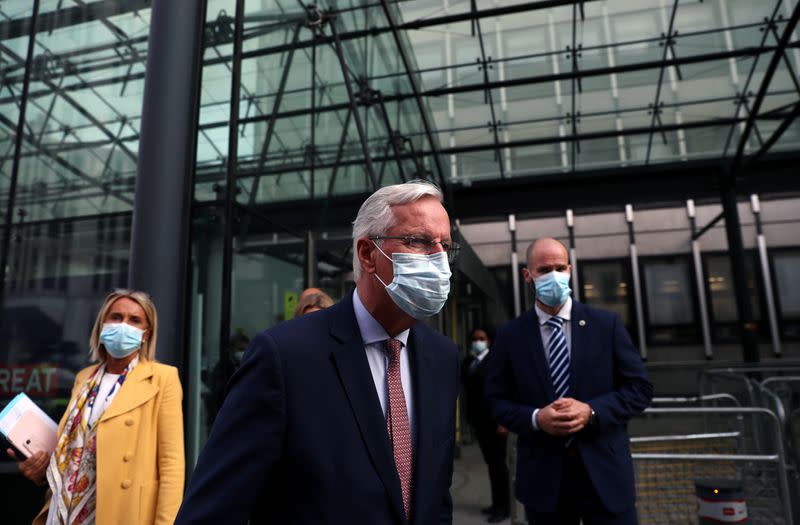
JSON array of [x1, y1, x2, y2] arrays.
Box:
[[356, 237, 377, 275], [522, 266, 532, 284]]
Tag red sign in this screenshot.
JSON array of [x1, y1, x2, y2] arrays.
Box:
[[0, 365, 59, 397]]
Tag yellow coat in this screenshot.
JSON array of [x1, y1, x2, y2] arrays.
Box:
[[33, 360, 184, 525]]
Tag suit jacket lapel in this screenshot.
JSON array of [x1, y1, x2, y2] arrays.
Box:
[[328, 295, 406, 524], [523, 309, 556, 401], [100, 360, 158, 422], [569, 300, 587, 398], [408, 325, 435, 525]]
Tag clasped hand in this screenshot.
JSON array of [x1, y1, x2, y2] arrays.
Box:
[[536, 398, 592, 437]]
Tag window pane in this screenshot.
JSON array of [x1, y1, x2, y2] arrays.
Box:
[[644, 260, 694, 325], [581, 261, 630, 325], [706, 253, 761, 322], [775, 252, 800, 318]]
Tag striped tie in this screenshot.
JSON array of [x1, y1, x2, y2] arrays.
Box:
[[546, 316, 570, 399]]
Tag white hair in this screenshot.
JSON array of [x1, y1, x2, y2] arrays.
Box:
[[352, 180, 443, 280]]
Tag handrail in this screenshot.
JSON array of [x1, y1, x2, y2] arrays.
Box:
[[631, 431, 740, 443], [651, 394, 741, 406], [633, 453, 780, 461], [700, 371, 786, 423], [762, 376, 800, 388]]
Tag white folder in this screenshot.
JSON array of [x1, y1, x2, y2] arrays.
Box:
[[0, 392, 58, 458]]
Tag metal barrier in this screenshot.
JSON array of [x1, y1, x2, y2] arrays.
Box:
[[633, 407, 793, 525], [651, 394, 741, 407], [506, 406, 794, 525], [761, 377, 800, 463]]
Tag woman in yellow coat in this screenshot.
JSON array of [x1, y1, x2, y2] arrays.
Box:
[[8, 289, 184, 525]]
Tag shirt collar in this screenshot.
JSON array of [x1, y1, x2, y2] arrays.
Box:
[[534, 296, 572, 326], [352, 289, 410, 347], [475, 348, 490, 362]]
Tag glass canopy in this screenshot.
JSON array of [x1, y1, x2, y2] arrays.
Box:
[[2, 0, 798, 219]]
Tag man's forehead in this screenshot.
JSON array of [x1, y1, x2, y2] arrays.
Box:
[[530, 246, 568, 267], [387, 200, 451, 236]]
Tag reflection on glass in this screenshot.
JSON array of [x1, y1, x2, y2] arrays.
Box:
[[643, 260, 693, 325], [775, 252, 800, 318], [0, 215, 130, 420], [0, 2, 150, 441], [706, 253, 761, 322], [581, 261, 630, 325]]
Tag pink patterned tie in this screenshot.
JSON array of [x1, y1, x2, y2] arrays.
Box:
[[385, 338, 414, 521]]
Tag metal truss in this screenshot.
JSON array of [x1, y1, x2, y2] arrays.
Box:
[[2, 0, 799, 220], [644, 0, 679, 165], [730, 3, 800, 179]]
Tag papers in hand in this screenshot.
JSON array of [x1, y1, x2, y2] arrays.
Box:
[[0, 392, 58, 458]]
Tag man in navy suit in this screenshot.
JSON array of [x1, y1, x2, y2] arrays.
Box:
[[175, 181, 459, 525], [485, 238, 652, 525]]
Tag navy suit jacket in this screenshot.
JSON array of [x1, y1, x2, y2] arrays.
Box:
[[175, 293, 459, 525], [485, 300, 652, 514]]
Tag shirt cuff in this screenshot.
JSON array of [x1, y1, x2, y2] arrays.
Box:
[[531, 408, 540, 431]]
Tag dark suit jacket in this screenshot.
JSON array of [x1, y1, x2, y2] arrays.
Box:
[[175, 293, 459, 525], [485, 300, 653, 514], [461, 356, 495, 433]]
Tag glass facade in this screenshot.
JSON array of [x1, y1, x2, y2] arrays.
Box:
[[0, 0, 150, 434], [0, 2, 152, 520], [1, 0, 799, 519], [401, 0, 800, 181]]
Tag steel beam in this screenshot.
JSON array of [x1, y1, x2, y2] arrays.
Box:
[[246, 23, 303, 207], [721, 2, 784, 159], [378, 0, 447, 191], [225, 42, 798, 132], [751, 100, 800, 160], [644, 0, 679, 165], [0, 0, 39, 320], [730, 4, 800, 176], [128, 0, 205, 367], [328, 16, 377, 190], [473, 15, 505, 177], [218, 116, 748, 180]]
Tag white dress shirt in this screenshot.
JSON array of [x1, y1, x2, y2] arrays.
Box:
[[352, 290, 415, 440], [531, 297, 572, 430], [86, 356, 138, 427]]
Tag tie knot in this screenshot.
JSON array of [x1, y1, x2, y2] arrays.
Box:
[[546, 316, 564, 330], [385, 338, 403, 360]]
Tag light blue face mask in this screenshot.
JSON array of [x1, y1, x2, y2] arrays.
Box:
[[100, 322, 145, 359], [533, 271, 572, 308], [470, 340, 488, 355], [373, 243, 452, 319]]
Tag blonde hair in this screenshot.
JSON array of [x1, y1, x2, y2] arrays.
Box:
[[89, 289, 159, 362]]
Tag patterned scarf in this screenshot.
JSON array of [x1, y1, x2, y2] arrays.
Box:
[[46, 362, 132, 525]]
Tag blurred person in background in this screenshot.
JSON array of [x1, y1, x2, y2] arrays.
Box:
[[462, 326, 510, 523], [8, 289, 184, 525], [294, 288, 334, 317]]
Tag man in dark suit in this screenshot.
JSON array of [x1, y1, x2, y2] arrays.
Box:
[[485, 238, 652, 525], [174, 181, 459, 525], [462, 327, 510, 523]]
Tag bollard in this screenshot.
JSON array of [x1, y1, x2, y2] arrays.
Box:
[[695, 479, 748, 523]]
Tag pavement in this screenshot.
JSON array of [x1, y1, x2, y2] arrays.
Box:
[[452, 442, 512, 525]]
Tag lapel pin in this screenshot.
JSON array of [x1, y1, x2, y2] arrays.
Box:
[[579, 320, 586, 327]]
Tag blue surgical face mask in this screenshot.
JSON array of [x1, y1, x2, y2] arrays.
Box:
[[100, 322, 145, 359], [373, 242, 452, 319], [471, 340, 488, 355], [533, 271, 572, 308]]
